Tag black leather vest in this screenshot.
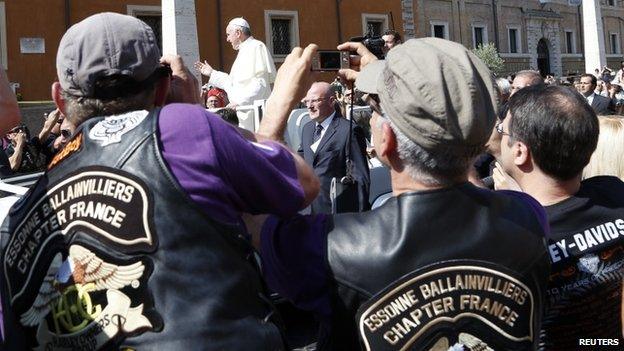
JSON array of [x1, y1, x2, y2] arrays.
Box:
[[1, 109, 283, 350], [322, 184, 550, 351]]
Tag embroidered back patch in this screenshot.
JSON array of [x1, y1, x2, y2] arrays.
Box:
[[48, 132, 83, 170], [2, 166, 161, 349], [4, 167, 158, 304], [88, 110, 148, 146], [356, 261, 535, 351]]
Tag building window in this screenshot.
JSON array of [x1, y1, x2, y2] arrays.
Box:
[[361, 13, 388, 37], [507, 27, 521, 54], [472, 24, 488, 49], [430, 21, 449, 39], [610, 33, 621, 54], [264, 10, 299, 62], [127, 5, 162, 52], [565, 30, 576, 54], [271, 19, 291, 55], [367, 21, 383, 37], [0, 2, 7, 69], [608, 0, 616, 6]]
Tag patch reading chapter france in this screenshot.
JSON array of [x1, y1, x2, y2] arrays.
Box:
[[4, 166, 157, 306], [356, 261, 535, 351], [2, 166, 161, 349]]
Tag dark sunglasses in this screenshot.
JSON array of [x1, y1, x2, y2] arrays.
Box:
[[61, 129, 72, 139]]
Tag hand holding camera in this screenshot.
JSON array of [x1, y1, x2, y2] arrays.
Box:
[[335, 41, 379, 84], [14, 130, 27, 147], [161, 55, 201, 105]]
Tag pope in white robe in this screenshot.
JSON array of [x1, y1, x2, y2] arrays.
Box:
[[195, 18, 276, 107]]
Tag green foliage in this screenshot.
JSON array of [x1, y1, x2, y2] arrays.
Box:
[[472, 43, 504, 76]]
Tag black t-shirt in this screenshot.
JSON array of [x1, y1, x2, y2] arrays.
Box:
[[541, 176, 624, 350]]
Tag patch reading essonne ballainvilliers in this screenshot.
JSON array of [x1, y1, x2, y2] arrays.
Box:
[[356, 262, 535, 351], [4, 167, 157, 307]]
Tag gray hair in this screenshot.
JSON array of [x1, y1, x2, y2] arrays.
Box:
[[377, 114, 479, 186], [61, 86, 157, 126], [514, 70, 544, 86], [496, 77, 511, 96], [233, 25, 252, 37]]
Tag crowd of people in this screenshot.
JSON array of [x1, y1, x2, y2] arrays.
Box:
[[0, 11, 623, 351], [0, 108, 77, 177], [513, 63, 624, 115]]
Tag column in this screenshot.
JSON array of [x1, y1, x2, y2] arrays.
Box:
[[401, 0, 415, 39], [162, 0, 201, 85], [526, 19, 540, 71], [416, 0, 427, 37], [582, 0, 606, 73]]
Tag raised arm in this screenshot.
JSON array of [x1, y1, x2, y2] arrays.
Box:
[[0, 69, 21, 135]]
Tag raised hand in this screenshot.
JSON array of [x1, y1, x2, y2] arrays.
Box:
[[194, 60, 214, 77], [336, 42, 379, 83], [161, 55, 201, 105], [259, 44, 319, 141]]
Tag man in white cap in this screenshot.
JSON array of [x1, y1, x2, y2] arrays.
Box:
[[195, 17, 276, 109]]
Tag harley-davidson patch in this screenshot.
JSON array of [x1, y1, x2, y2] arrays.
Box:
[[19, 244, 158, 350]]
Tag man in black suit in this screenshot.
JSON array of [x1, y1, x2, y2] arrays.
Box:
[[298, 81, 370, 213], [579, 73, 614, 115]]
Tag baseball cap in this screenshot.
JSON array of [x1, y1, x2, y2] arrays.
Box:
[[228, 17, 250, 30], [56, 12, 162, 98], [355, 37, 498, 155]]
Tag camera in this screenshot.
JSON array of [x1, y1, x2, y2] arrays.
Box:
[[9, 125, 25, 134], [311, 50, 350, 71], [349, 35, 385, 59]]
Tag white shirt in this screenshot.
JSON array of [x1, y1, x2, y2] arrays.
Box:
[[310, 113, 335, 153], [586, 92, 596, 106], [209, 37, 276, 105]]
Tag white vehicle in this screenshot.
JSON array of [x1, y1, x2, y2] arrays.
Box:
[[0, 172, 42, 222]]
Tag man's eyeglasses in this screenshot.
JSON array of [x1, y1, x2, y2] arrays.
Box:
[[495, 122, 511, 137], [302, 97, 328, 105]]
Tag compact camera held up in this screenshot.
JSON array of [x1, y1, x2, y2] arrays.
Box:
[[349, 35, 385, 59]]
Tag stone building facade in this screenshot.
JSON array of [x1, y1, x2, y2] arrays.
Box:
[[411, 0, 624, 78], [0, 0, 404, 100], [1, 0, 624, 100]]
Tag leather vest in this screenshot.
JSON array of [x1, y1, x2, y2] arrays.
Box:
[[322, 184, 549, 351], [1, 109, 283, 350]]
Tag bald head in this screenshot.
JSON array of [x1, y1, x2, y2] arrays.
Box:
[[310, 82, 332, 96]]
